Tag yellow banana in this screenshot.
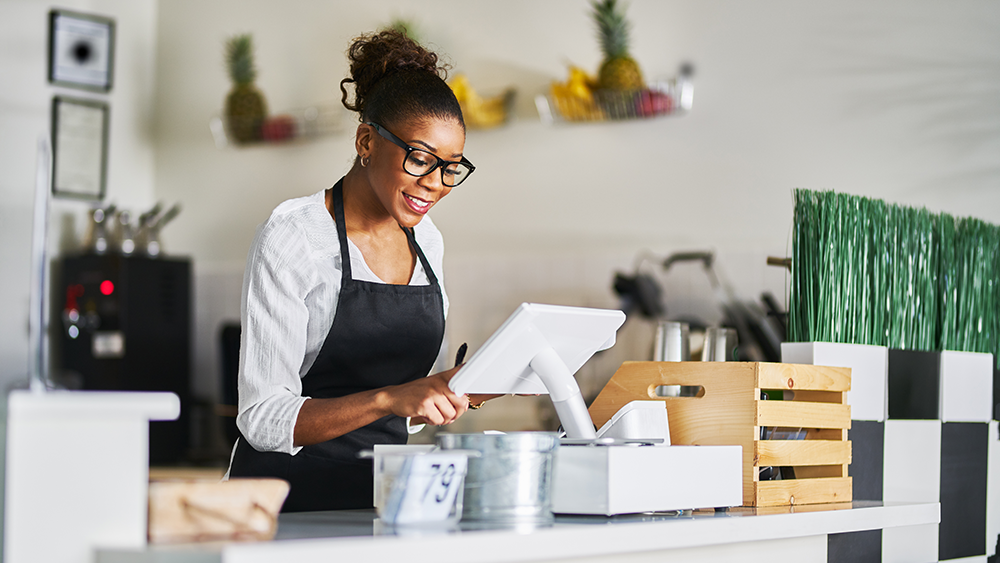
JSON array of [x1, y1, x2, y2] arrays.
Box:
[[450, 74, 512, 128]]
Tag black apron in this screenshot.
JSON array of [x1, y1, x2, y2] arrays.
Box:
[[230, 179, 445, 512]]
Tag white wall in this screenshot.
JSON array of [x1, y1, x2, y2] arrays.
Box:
[[150, 0, 1000, 438], [0, 0, 159, 391], [5, 0, 996, 442]]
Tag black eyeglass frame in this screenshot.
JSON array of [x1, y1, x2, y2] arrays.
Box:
[[365, 121, 475, 187]]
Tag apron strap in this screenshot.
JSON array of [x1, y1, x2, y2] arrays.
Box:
[[404, 227, 439, 286], [329, 180, 354, 282], [330, 179, 440, 287]]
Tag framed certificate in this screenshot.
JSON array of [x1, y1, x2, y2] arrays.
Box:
[[48, 9, 116, 92], [51, 96, 109, 200]]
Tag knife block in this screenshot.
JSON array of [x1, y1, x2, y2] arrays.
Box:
[[589, 361, 853, 507]]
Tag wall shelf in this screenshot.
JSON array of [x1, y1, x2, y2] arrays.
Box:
[[209, 105, 345, 148]]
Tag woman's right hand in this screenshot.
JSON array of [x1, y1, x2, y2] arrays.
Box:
[[383, 365, 468, 425]]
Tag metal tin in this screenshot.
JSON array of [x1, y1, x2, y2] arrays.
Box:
[[436, 432, 559, 525], [703, 327, 739, 361], [653, 321, 690, 362]]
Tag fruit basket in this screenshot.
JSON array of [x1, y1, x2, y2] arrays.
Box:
[[535, 78, 691, 125], [209, 104, 344, 148], [538, 0, 695, 126]]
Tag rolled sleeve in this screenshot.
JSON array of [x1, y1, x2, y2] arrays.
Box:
[[237, 218, 315, 455]]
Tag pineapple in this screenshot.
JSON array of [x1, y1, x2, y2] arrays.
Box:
[[591, 0, 644, 92], [224, 34, 267, 144]]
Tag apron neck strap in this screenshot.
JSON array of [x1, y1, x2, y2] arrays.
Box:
[[330, 179, 439, 286]]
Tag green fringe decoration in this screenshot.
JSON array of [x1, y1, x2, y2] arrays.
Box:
[[789, 189, 1000, 368]]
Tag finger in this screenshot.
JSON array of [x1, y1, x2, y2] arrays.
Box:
[[437, 365, 462, 383], [432, 375, 464, 404], [447, 391, 468, 414], [435, 394, 458, 422], [442, 397, 467, 423], [420, 399, 446, 425]]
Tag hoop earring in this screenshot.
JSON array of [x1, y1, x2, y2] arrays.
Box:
[[360, 155, 370, 167]]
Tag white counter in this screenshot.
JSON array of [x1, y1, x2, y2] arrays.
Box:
[[96, 501, 938, 563]]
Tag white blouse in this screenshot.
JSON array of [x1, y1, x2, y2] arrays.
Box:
[[236, 189, 448, 456]]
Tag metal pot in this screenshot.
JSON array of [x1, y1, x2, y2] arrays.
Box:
[[436, 432, 559, 526]]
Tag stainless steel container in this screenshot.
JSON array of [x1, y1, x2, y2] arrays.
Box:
[[653, 321, 690, 362], [436, 432, 559, 525], [702, 327, 738, 361]]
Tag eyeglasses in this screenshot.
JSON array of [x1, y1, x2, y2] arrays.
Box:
[[365, 122, 475, 187]]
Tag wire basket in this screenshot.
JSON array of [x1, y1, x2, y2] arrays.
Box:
[[209, 104, 345, 148], [536, 79, 691, 125]]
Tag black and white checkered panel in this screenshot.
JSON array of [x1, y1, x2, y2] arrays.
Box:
[[782, 344, 997, 563], [782, 343, 889, 563], [885, 350, 994, 563]]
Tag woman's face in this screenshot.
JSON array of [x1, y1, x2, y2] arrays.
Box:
[[363, 117, 466, 229]]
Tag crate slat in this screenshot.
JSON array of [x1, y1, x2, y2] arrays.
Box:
[[757, 363, 851, 392], [756, 440, 852, 467], [756, 400, 851, 429], [753, 477, 853, 507]]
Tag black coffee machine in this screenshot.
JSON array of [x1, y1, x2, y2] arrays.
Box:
[[58, 253, 191, 464]]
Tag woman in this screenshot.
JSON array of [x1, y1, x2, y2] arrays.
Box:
[[228, 30, 485, 512]]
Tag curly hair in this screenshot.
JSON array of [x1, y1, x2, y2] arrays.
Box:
[[340, 30, 464, 130]]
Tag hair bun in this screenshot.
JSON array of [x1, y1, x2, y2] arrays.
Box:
[[341, 30, 448, 116]]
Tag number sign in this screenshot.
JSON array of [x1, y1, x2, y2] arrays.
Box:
[[381, 453, 467, 526]]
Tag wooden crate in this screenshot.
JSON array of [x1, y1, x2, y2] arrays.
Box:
[[589, 361, 852, 507]]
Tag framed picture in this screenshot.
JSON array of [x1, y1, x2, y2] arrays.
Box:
[[48, 9, 115, 92], [51, 96, 109, 200]]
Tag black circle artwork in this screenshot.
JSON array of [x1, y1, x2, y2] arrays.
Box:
[[72, 40, 93, 65], [48, 10, 115, 93]]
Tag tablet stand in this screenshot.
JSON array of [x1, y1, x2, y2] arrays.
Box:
[[529, 346, 597, 439]]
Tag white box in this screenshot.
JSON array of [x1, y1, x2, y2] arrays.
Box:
[[882, 523, 939, 563], [782, 341, 888, 422], [883, 420, 942, 504], [552, 445, 742, 515], [940, 351, 994, 423], [882, 420, 943, 562]]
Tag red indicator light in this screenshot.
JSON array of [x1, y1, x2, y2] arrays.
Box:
[[100, 280, 114, 295]]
